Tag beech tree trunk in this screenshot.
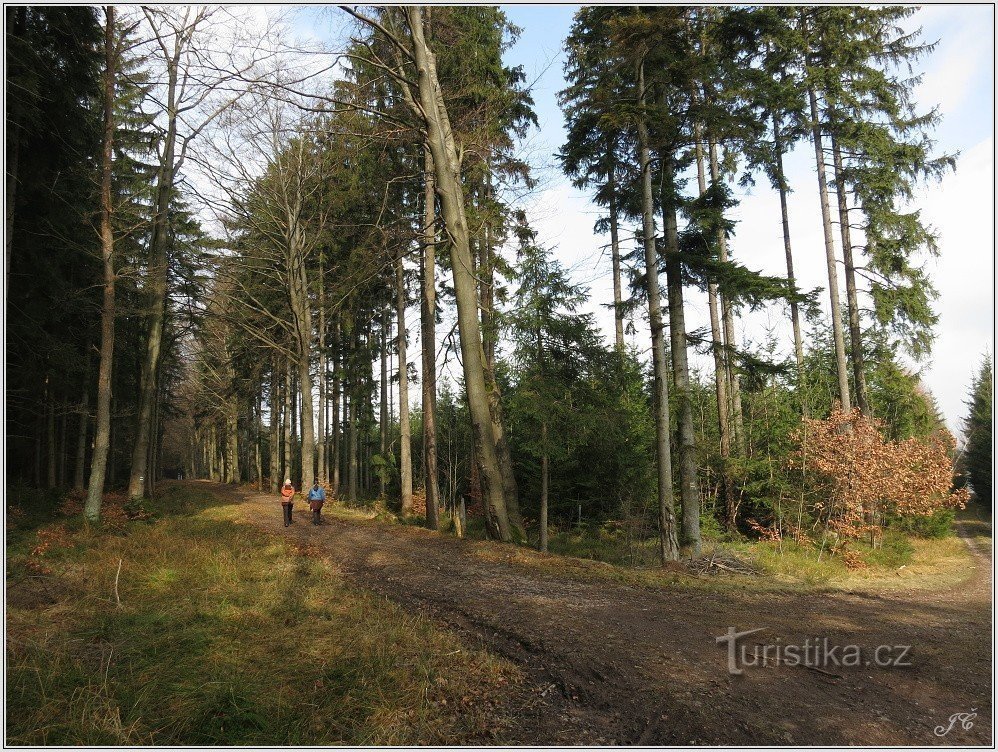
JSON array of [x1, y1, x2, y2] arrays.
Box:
[[406, 6, 512, 541], [331, 318, 341, 496], [421, 146, 441, 530], [317, 253, 327, 485], [397, 253, 413, 515], [808, 86, 852, 412], [636, 57, 679, 562], [380, 314, 389, 499], [128, 40, 179, 501], [832, 134, 869, 415], [269, 362, 280, 492], [85, 6, 119, 520], [283, 360, 292, 484]]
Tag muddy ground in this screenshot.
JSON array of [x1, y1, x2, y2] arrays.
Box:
[[205, 482, 992, 746]]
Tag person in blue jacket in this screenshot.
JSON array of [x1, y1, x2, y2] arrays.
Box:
[[307, 482, 326, 525]]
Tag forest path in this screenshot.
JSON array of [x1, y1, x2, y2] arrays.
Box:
[[193, 481, 992, 746]]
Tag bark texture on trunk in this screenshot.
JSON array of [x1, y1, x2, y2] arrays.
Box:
[[85, 6, 116, 521], [269, 361, 280, 492], [397, 253, 413, 516], [636, 57, 679, 562], [808, 86, 852, 412], [421, 146, 441, 529], [128, 43, 179, 500], [380, 314, 389, 500], [406, 6, 512, 541], [695, 135, 736, 531], [662, 158, 701, 555]]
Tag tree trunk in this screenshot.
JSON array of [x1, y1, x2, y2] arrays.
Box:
[[46, 383, 57, 489], [708, 139, 746, 455], [636, 57, 680, 562], [773, 113, 805, 373], [317, 253, 327, 485], [421, 146, 441, 530], [832, 134, 869, 415], [695, 135, 736, 530], [480, 176, 524, 539], [608, 155, 625, 351], [380, 314, 389, 499], [289, 242, 316, 490], [331, 318, 341, 496], [128, 41, 179, 501], [406, 6, 511, 541], [255, 391, 263, 491], [283, 359, 292, 484], [808, 85, 852, 412], [73, 353, 91, 491], [397, 252, 414, 516], [662, 157, 701, 555], [269, 361, 280, 492], [540, 422, 549, 553], [348, 333, 359, 503]]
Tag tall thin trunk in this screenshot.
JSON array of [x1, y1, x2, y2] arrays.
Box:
[[128, 36, 180, 501], [636, 57, 679, 562], [407, 6, 511, 540], [397, 253, 414, 515], [695, 134, 736, 531], [269, 362, 280, 492], [832, 134, 869, 415], [808, 85, 852, 412], [608, 155, 625, 351], [291, 247, 316, 489], [773, 113, 805, 372], [421, 146, 441, 530], [380, 314, 389, 499], [348, 330, 359, 502], [255, 391, 263, 491], [73, 353, 91, 490], [317, 253, 327, 484], [46, 383, 57, 489], [331, 318, 341, 495], [58, 401, 68, 487], [283, 359, 292, 484], [540, 421, 549, 553], [708, 139, 746, 455], [662, 156, 700, 555]]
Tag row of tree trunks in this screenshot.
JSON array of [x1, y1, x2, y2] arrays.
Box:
[[635, 55, 680, 562]]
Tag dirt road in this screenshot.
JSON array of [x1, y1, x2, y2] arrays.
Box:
[[208, 483, 992, 745]]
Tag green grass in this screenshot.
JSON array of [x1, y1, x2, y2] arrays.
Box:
[[6, 484, 520, 745]]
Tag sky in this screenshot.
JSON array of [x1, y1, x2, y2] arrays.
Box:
[[282, 4, 994, 436], [494, 4, 995, 436]]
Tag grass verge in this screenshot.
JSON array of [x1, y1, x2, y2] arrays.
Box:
[[6, 484, 521, 745]]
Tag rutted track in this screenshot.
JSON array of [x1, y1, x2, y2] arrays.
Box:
[[198, 482, 992, 745]]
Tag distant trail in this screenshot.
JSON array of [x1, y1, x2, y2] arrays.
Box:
[[191, 481, 993, 746]]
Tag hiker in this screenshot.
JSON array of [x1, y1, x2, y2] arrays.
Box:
[[280, 479, 295, 527], [307, 482, 326, 525]]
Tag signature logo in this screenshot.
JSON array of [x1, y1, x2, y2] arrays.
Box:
[[934, 709, 977, 737]]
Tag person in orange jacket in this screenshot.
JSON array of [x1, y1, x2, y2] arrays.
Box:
[[280, 479, 296, 527]]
